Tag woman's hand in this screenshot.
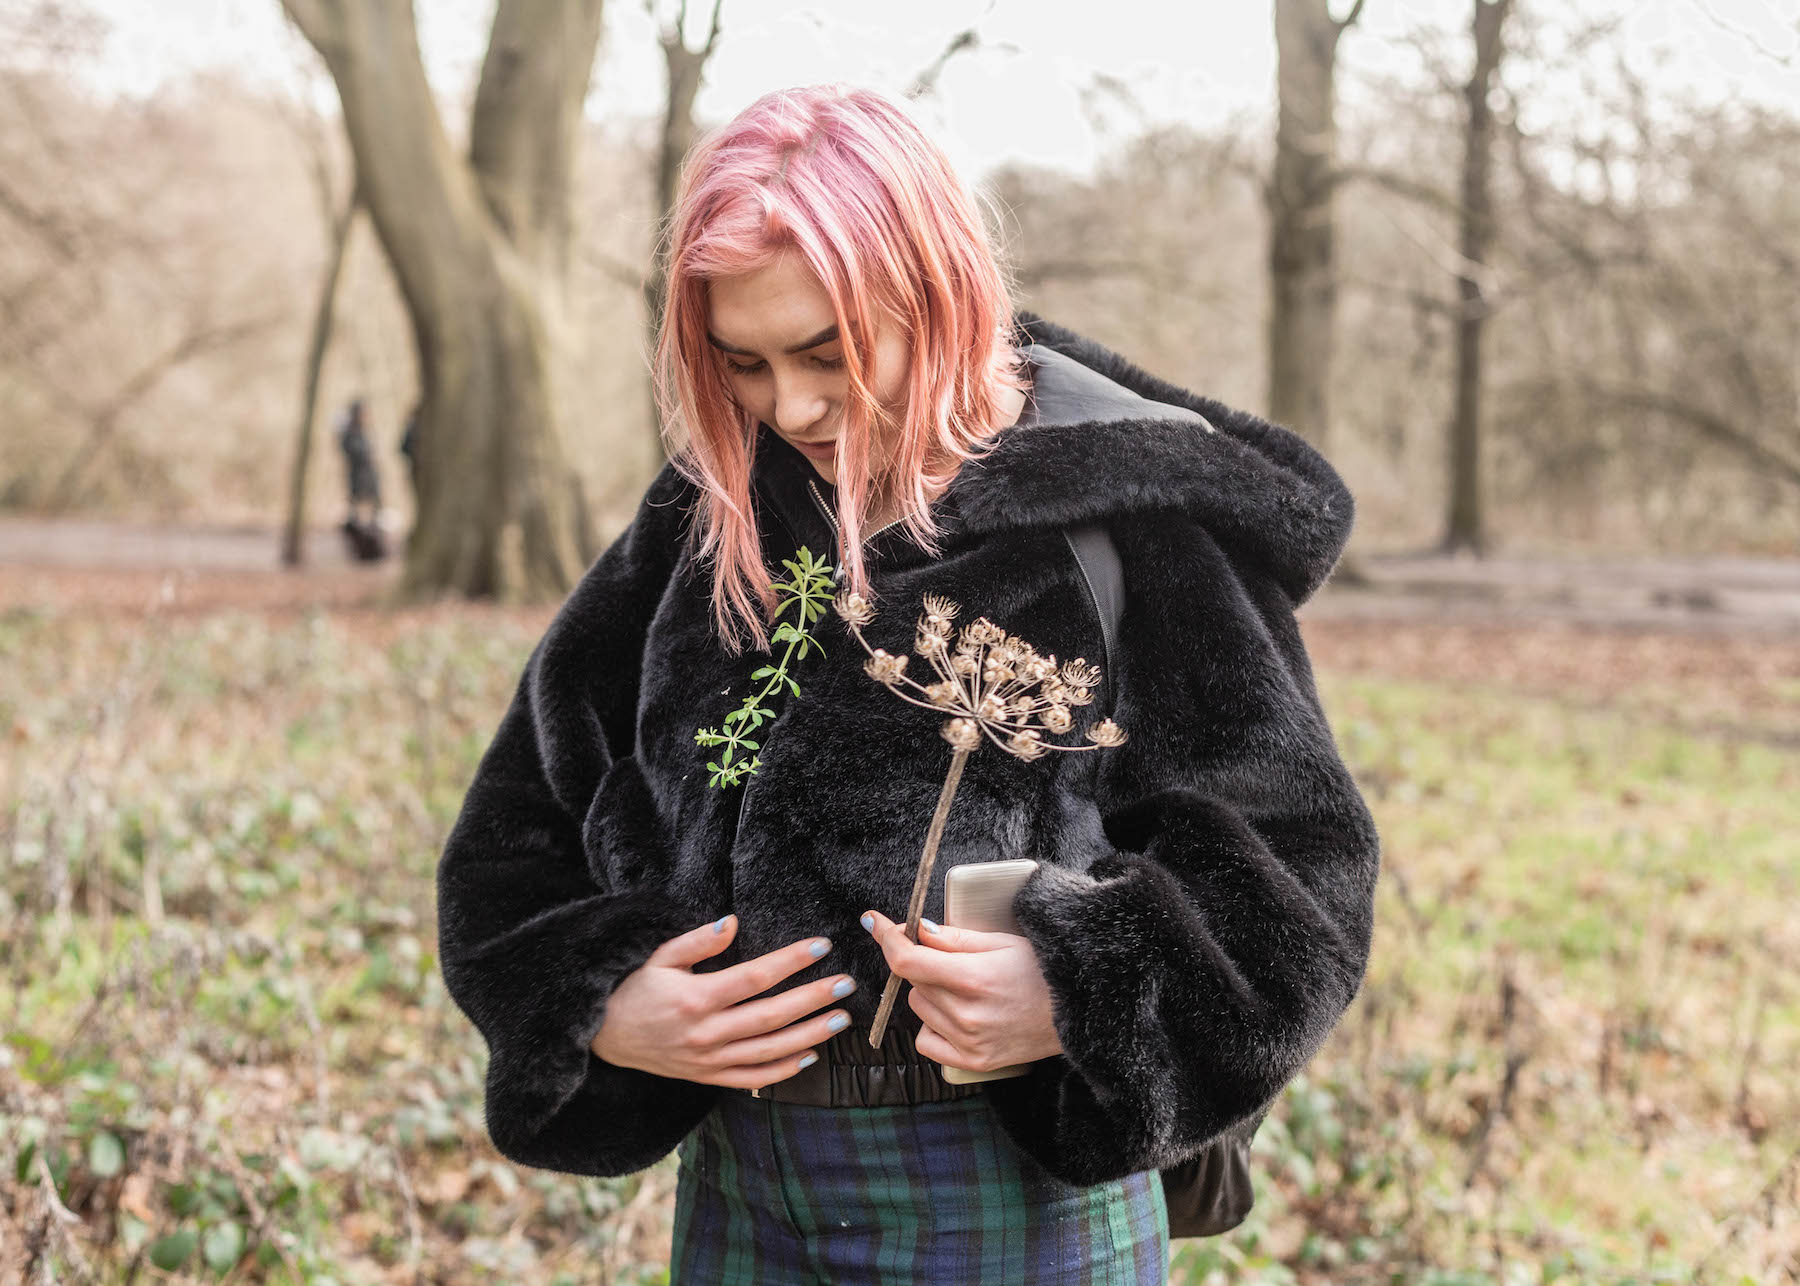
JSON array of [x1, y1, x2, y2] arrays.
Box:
[[592, 915, 856, 1091], [861, 908, 1064, 1072]]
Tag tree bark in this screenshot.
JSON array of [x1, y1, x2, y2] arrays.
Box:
[[642, 0, 725, 450], [1443, 0, 1513, 555], [1267, 0, 1363, 449], [281, 177, 361, 568], [281, 0, 605, 601]]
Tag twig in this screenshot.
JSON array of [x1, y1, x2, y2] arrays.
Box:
[[215, 1144, 303, 1286], [384, 1125, 425, 1285], [1688, 1145, 1800, 1283], [868, 745, 970, 1047]]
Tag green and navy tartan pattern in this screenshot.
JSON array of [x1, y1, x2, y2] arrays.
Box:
[[670, 1087, 1169, 1283]]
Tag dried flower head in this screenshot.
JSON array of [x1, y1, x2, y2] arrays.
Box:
[[942, 717, 981, 751], [963, 618, 1005, 647], [834, 590, 875, 627], [921, 593, 959, 622], [864, 649, 908, 684], [836, 589, 1127, 766], [1007, 729, 1047, 760], [1087, 718, 1127, 747], [1061, 659, 1103, 690]]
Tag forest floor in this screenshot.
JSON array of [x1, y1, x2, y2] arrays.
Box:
[[3, 516, 1797, 751], [3, 514, 1797, 635]]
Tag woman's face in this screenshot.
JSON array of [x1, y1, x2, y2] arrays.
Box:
[[706, 250, 911, 487]]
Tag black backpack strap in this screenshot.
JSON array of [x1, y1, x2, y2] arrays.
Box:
[[1065, 521, 1266, 1237], [1063, 523, 1123, 706]]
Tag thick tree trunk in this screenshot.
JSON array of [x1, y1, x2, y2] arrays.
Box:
[[1443, 0, 1512, 555], [282, 177, 360, 568], [281, 0, 604, 601], [1267, 0, 1363, 450]]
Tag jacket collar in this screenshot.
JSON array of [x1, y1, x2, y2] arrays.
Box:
[[751, 312, 1353, 603]]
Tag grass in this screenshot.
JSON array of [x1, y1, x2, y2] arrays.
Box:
[[1, 600, 1794, 1284]]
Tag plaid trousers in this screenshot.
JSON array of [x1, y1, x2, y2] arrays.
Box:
[[670, 1087, 1169, 1283]]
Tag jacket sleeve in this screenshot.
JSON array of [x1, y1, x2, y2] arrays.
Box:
[[988, 508, 1380, 1187], [435, 462, 723, 1176]]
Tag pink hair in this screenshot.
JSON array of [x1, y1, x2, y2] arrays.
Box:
[[651, 83, 1026, 656]]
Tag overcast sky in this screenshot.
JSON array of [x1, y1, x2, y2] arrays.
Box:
[[58, 0, 1800, 182]]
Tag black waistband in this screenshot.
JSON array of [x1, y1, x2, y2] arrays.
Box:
[[742, 1025, 987, 1108]]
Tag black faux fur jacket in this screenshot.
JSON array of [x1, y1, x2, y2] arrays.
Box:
[[436, 312, 1381, 1187]]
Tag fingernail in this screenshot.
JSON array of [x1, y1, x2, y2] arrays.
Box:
[[831, 978, 855, 998], [921, 917, 939, 934], [799, 1052, 819, 1069], [809, 938, 830, 958], [827, 1013, 850, 1033], [860, 913, 874, 932], [714, 915, 731, 933]]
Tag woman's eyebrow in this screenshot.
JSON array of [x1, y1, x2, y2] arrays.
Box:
[[706, 324, 839, 357]]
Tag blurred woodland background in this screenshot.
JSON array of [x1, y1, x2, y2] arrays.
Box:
[[2, 0, 1797, 1283]]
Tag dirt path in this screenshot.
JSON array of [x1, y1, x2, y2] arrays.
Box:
[[2, 518, 1796, 740]]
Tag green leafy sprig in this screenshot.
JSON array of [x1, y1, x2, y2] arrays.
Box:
[[694, 545, 838, 788]]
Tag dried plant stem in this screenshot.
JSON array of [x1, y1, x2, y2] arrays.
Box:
[[869, 745, 970, 1048]]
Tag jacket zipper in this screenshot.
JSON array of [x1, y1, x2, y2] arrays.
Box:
[[807, 477, 908, 563]]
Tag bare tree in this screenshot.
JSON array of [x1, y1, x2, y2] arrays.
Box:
[[1442, 0, 1513, 554], [280, 0, 606, 601], [281, 175, 361, 567], [643, 0, 725, 338], [1267, 0, 1365, 450]]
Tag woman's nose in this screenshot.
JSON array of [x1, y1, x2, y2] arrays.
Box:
[[771, 372, 828, 437]]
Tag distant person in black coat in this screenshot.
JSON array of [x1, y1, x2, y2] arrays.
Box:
[[334, 397, 386, 561]]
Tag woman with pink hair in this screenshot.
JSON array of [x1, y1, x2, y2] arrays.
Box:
[[437, 83, 1379, 1282]]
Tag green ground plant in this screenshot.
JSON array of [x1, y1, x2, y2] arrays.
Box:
[[1, 600, 1793, 1283]]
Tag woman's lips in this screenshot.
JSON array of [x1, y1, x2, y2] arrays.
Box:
[[795, 439, 837, 460]]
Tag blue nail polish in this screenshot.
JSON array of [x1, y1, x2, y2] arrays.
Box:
[[827, 1013, 850, 1033], [799, 1052, 819, 1069], [809, 938, 830, 958], [860, 913, 874, 932], [832, 978, 855, 998], [921, 917, 939, 934], [714, 916, 730, 933]]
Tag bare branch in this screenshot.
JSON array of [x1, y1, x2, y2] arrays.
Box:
[[905, 29, 980, 101], [1684, 0, 1798, 67]]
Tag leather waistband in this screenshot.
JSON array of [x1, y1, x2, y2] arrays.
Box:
[[742, 1025, 987, 1108]]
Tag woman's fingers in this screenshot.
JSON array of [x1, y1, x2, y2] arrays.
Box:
[[707, 1003, 851, 1072], [720, 1047, 823, 1092], [706, 971, 857, 1046], [647, 913, 738, 969], [705, 933, 836, 1007]]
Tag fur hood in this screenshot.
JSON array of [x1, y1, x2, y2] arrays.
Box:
[[436, 313, 1381, 1188]]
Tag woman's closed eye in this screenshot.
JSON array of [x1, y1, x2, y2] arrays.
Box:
[[726, 354, 844, 375]]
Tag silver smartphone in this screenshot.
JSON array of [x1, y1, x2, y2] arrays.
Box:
[[939, 859, 1038, 1085]]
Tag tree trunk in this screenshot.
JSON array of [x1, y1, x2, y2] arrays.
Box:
[[282, 177, 361, 568], [1443, 0, 1512, 555], [281, 0, 605, 601], [1267, 0, 1363, 450], [643, 1, 725, 449]]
